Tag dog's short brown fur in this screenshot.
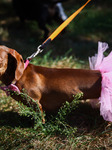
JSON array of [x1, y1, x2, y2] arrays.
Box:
[[0, 46, 102, 121]]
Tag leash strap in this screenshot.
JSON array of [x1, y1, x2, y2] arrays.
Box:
[[26, 0, 91, 62], [43, 0, 91, 42]]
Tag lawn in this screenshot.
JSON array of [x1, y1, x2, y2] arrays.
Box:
[[0, 0, 112, 149]]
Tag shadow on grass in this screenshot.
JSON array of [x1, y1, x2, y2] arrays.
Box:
[[45, 102, 106, 134], [67, 103, 106, 134], [0, 102, 105, 134], [0, 111, 33, 128]]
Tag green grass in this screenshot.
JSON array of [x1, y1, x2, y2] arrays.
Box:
[[0, 0, 112, 149], [0, 86, 111, 150]]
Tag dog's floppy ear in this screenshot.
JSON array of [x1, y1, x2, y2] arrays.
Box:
[[0, 46, 24, 85], [8, 48, 24, 81], [2, 53, 17, 85], [14, 56, 24, 81]]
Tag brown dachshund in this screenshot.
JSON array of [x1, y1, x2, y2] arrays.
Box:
[[0, 45, 102, 122]]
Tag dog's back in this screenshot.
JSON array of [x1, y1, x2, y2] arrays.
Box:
[[16, 64, 102, 112]]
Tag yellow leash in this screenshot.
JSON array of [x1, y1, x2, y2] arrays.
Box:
[[27, 0, 91, 61], [41, 0, 91, 48]]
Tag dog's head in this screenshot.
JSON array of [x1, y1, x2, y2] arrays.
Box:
[[0, 46, 24, 85]]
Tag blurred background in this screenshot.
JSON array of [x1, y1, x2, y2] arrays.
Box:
[[0, 2, 112, 148], [0, 0, 112, 62]]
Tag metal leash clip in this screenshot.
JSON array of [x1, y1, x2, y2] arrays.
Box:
[[27, 45, 43, 60]]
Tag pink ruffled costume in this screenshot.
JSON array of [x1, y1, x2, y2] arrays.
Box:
[[89, 42, 112, 122]]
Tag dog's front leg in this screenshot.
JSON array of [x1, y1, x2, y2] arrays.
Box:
[[9, 90, 45, 123]]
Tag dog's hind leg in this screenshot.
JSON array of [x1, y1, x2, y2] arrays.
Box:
[[37, 100, 45, 124], [71, 88, 83, 99]]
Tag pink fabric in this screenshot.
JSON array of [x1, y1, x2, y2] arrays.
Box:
[[8, 84, 20, 93], [0, 84, 20, 96], [24, 59, 30, 69], [89, 41, 112, 122]]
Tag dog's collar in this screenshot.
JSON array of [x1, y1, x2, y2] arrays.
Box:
[[24, 59, 30, 69], [0, 84, 20, 96]]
